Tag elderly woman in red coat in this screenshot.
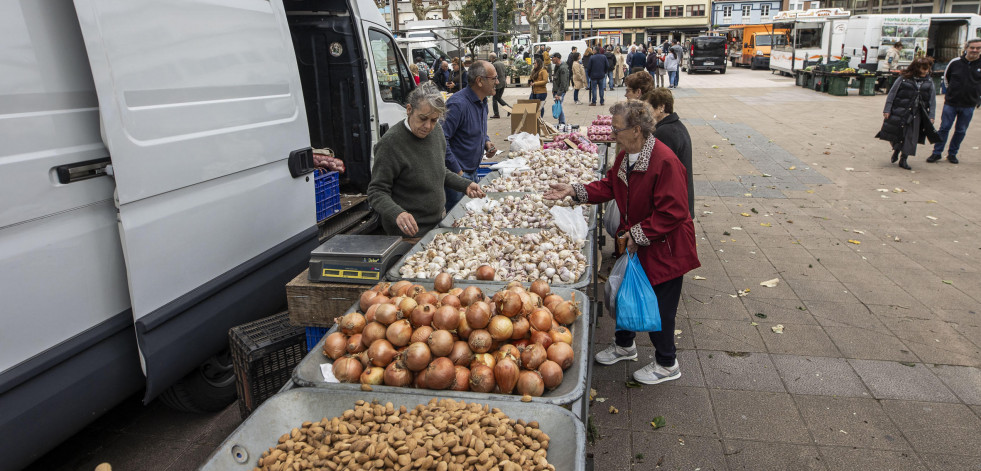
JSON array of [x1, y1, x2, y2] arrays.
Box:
[[545, 99, 699, 385]]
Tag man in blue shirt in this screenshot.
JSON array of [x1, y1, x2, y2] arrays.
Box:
[[442, 60, 498, 211]]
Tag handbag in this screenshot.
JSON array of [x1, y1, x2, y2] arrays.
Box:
[[552, 100, 563, 119], [615, 253, 661, 332]]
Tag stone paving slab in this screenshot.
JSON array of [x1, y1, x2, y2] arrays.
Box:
[[848, 359, 959, 402], [771, 354, 870, 397]]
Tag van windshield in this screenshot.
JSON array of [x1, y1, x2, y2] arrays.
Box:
[[755, 34, 788, 46], [694, 37, 726, 54]]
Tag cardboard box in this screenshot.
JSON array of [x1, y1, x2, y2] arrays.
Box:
[[510, 99, 541, 135]]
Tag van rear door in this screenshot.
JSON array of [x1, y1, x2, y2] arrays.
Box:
[[72, 0, 316, 395]]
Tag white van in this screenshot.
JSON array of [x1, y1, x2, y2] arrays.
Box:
[[843, 14, 981, 71], [0, 0, 412, 468], [770, 8, 852, 75]]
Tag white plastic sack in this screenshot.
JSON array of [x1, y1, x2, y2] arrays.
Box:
[[490, 157, 531, 176], [604, 253, 629, 315], [464, 197, 500, 213], [507, 132, 541, 153], [603, 201, 620, 239], [549, 206, 588, 242]]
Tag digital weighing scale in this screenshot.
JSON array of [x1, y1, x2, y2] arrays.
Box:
[[307, 235, 409, 284]]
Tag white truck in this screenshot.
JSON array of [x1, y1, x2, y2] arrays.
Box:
[[769, 8, 851, 75], [0, 0, 412, 468], [843, 14, 981, 72]]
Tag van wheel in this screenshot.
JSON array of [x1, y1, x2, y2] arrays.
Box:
[[720, 68, 726, 74], [159, 350, 237, 413]]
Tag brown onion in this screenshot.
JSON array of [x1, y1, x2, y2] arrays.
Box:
[[521, 343, 548, 370], [471, 353, 496, 369], [337, 312, 366, 335], [450, 365, 471, 391], [448, 341, 473, 367], [426, 357, 456, 390], [465, 301, 491, 329], [456, 313, 472, 339], [428, 329, 455, 357], [506, 282, 525, 291], [511, 316, 531, 340], [447, 287, 463, 296], [361, 322, 388, 347], [360, 290, 379, 312], [530, 279, 551, 298], [397, 281, 416, 297], [322, 332, 348, 360], [366, 293, 390, 310], [547, 342, 575, 369], [512, 338, 531, 349], [409, 303, 436, 328], [371, 281, 391, 293], [407, 284, 426, 298], [440, 294, 461, 309], [414, 292, 437, 307], [398, 297, 418, 316], [410, 325, 433, 344], [364, 303, 379, 323], [432, 305, 460, 331], [469, 364, 496, 393], [552, 301, 579, 325], [516, 370, 545, 397], [495, 358, 520, 394], [346, 334, 365, 354], [360, 366, 385, 385], [550, 326, 573, 345], [487, 315, 514, 341], [387, 281, 410, 297], [468, 329, 493, 354], [374, 303, 400, 326], [434, 272, 454, 293], [529, 308, 553, 332], [354, 351, 370, 369], [496, 344, 521, 362], [498, 291, 522, 318], [402, 342, 432, 372], [538, 360, 563, 390], [367, 339, 397, 367], [530, 330, 553, 350], [332, 356, 363, 383], [383, 361, 414, 387], [386, 319, 413, 347], [459, 286, 483, 307], [543, 294, 563, 312], [475, 265, 495, 281], [413, 368, 428, 389]]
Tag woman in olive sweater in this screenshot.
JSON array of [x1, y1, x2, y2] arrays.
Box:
[[368, 83, 485, 236]]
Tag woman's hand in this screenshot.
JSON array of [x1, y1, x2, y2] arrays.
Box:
[[883, 113, 890, 119], [625, 231, 638, 253], [930, 118, 934, 124], [466, 183, 485, 198], [396, 212, 418, 237], [544, 183, 574, 200]]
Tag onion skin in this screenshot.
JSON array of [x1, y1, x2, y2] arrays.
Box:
[[471, 353, 496, 369], [512, 338, 531, 349], [434, 273, 454, 293], [529, 308, 553, 332], [497, 291, 523, 318], [469, 364, 496, 393], [432, 305, 460, 331], [428, 330, 455, 357], [538, 360, 564, 390], [409, 303, 436, 328], [543, 294, 563, 312], [516, 370, 545, 397], [465, 302, 491, 329], [468, 329, 493, 354], [459, 286, 484, 307], [456, 313, 473, 340], [440, 294, 462, 309], [495, 358, 520, 394], [552, 301, 579, 325], [354, 351, 370, 369], [346, 334, 365, 354], [530, 279, 551, 298], [395, 281, 414, 297], [521, 343, 548, 370], [408, 284, 427, 298], [414, 292, 437, 307], [448, 341, 473, 367], [338, 312, 367, 335], [332, 356, 363, 383], [511, 316, 531, 340], [487, 315, 514, 341], [413, 368, 429, 389], [367, 339, 397, 367], [386, 319, 413, 347], [371, 282, 391, 294], [447, 287, 463, 297], [366, 294, 390, 310], [530, 330, 553, 350], [403, 342, 432, 372], [550, 325, 573, 345], [364, 303, 379, 323], [374, 303, 400, 326], [360, 290, 379, 312], [322, 332, 348, 360], [410, 325, 433, 344], [547, 342, 575, 370], [388, 280, 412, 298], [496, 344, 521, 363], [425, 357, 456, 390], [398, 296, 418, 316], [450, 365, 471, 391], [383, 361, 414, 387], [360, 366, 385, 385], [361, 322, 388, 348], [475, 265, 495, 281]]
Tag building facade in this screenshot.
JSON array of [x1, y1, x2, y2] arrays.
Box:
[[563, 0, 713, 45], [822, 0, 980, 14], [711, 0, 784, 25]]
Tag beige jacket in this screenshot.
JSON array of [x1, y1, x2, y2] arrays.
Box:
[[572, 62, 587, 89]]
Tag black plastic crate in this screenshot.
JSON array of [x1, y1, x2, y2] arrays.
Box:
[[229, 311, 306, 418]]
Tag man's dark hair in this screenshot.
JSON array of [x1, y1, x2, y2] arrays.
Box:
[[415, 56, 423, 62], [646, 87, 675, 115]]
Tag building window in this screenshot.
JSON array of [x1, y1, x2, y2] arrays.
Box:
[[741, 5, 751, 16], [646, 5, 660, 17], [760, 4, 770, 15], [635, 6, 643, 18], [609, 7, 623, 18], [722, 5, 732, 17], [587, 8, 605, 19], [686, 4, 705, 16], [664, 5, 683, 16], [566, 8, 583, 20], [626, 6, 634, 18]]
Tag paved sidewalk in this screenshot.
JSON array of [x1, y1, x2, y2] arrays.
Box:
[[492, 67, 981, 470]]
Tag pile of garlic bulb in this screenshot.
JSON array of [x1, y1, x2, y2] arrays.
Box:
[[486, 149, 601, 192], [398, 229, 587, 283], [452, 194, 586, 229]]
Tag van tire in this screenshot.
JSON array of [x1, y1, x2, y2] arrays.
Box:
[[159, 350, 237, 413], [720, 68, 726, 74]]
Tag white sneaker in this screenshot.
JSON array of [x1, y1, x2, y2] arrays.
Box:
[[594, 342, 638, 365], [633, 360, 681, 385]]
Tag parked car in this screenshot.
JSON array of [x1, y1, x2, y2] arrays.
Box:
[[688, 36, 728, 74]]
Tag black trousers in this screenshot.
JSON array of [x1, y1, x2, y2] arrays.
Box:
[[615, 275, 683, 367], [492, 87, 508, 116]]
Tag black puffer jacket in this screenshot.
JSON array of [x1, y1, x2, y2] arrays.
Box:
[[943, 55, 981, 108], [876, 76, 937, 145]]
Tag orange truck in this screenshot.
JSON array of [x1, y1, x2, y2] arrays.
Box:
[[726, 24, 790, 70]]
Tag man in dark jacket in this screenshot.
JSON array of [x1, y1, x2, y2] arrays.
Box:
[[927, 38, 981, 164], [604, 46, 617, 90], [630, 46, 647, 72], [585, 46, 610, 105], [551, 53, 570, 124], [647, 87, 694, 218], [490, 53, 509, 118]]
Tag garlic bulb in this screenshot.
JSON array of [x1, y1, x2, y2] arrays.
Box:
[[452, 194, 587, 229], [484, 149, 601, 192]]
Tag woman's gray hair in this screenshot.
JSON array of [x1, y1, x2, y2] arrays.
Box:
[[406, 82, 447, 117], [609, 99, 657, 138]]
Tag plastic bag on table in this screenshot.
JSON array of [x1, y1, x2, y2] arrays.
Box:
[[490, 157, 531, 176], [603, 200, 620, 239], [507, 132, 541, 153], [604, 253, 628, 315], [549, 206, 588, 242], [464, 197, 500, 213], [615, 253, 661, 332]]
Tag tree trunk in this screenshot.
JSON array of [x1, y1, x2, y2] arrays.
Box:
[[529, 22, 539, 43]]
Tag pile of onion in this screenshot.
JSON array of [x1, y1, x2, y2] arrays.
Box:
[[320, 278, 580, 397]]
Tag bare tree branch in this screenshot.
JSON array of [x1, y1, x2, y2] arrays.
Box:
[[411, 0, 451, 20]]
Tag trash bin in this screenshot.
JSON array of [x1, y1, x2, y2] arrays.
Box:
[[859, 75, 876, 96], [796, 71, 807, 87], [813, 73, 828, 93], [827, 75, 849, 96]]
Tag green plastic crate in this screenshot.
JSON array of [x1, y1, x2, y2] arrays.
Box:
[[859, 76, 876, 96], [827, 76, 849, 96]]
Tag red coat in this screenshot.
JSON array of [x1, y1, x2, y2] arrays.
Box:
[[574, 135, 700, 287]]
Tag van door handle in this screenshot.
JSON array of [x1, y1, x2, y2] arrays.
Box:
[[287, 147, 314, 178], [379, 123, 390, 137], [55, 157, 111, 184]]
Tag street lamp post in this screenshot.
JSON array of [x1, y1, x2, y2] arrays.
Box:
[[578, 0, 582, 40], [493, 0, 499, 54]]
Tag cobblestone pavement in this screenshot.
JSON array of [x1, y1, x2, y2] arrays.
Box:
[[26, 66, 981, 471]]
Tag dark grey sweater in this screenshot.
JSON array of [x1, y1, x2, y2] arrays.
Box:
[[368, 120, 473, 236]]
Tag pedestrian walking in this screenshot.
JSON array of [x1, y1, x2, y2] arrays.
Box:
[[571, 52, 587, 104], [529, 58, 549, 117], [551, 53, 569, 124], [926, 38, 981, 164], [614, 48, 626, 87], [586, 46, 610, 106], [645, 49, 663, 87], [876, 57, 939, 170], [665, 50, 680, 88], [630, 45, 648, 74], [489, 52, 510, 118], [605, 46, 617, 90], [670, 40, 684, 87]]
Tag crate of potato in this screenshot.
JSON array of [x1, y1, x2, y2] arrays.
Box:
[[200, 389, 585, 471], [292, 279, 589, 411], [439, 193, 596, 231], [389, 228, 592, 288]]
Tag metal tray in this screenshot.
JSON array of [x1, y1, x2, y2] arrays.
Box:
[[201, 388, 585, 471], [386, 228, 594, 290], [292, 281, 590, 412], [440, 192, 598, 231]]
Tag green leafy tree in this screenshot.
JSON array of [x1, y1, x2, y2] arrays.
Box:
[[459, 0, 516, 52]]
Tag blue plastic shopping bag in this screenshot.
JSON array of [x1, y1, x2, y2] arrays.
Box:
[[552, 100, 563, 119], [615, 253, 661, 332]]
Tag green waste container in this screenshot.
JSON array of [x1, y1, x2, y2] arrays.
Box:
[[827, 75, 849, 96], [795, 71, 807, 86], [859, 76, 876, 96], [813, 74, 828, 92]]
